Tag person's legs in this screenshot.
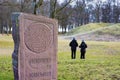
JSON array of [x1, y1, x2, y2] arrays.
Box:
[[71, 49, 74, 59], [82, 53, 85, 59], [80, 50, 82, 59], [83, 51, 86, 59], [82, 53, 84, 59], [81, 50, 85, 59], [73, 49, 76, 59]]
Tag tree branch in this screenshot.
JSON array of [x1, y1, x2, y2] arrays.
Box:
[[56, 0, 73, 14], [37, 0, 43, 7]]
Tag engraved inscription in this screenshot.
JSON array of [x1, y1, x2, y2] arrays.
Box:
[[29, 58, 51, 64], [28, 58, 51, 69], [29, 72, 51, 77], [24, 23, 52, 53]]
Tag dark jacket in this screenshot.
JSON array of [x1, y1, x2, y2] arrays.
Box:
[[69, 39, 78, 50], [79, 42, 87, 50]]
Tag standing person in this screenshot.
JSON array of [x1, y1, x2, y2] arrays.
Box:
[[79, 40, 87, 59], [69, 38, 78, 59]]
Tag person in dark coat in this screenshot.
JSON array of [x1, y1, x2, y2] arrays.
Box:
[[79, 40, 87, 59], [69, 38, 78, 59]]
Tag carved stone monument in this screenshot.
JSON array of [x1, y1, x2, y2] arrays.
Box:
[[12, 13, 58, 80]]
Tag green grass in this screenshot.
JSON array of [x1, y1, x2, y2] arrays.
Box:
[[94, 23, 120, 36], [0, 34, 13, 48], [0, 35, 120, 80], [0, 34, 13, 42], [0, 35, 14, 80], [0, 41, 13, 48], [0, 55, 14, 80], [66, 23, 111, 35], [58, 40, 120, 80]]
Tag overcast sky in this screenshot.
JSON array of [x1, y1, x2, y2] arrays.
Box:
[[58, 0, 108, 4], [58, 0, 104, 6]]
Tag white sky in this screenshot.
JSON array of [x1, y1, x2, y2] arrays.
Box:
[[58, 0, 108, 4], [58, 0, 119, 6]]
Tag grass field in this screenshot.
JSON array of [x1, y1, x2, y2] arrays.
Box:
[[58, 39, 120, 80], [0, 35, 14, 80], [0, 35, 120, 80]]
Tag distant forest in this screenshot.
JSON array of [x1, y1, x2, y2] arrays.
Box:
[[0, 0, 120, 34]]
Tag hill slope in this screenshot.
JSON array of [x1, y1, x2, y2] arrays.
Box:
[[65, 23, 112, 36], [64, 23, 120, 41]]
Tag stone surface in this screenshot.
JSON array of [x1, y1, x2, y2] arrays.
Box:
[[24, 23, 52, 53], [12, 13, 58, 80], [11, 12, 21, 80]]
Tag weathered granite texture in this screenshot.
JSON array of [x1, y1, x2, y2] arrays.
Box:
[[12, 13, 58, 80]]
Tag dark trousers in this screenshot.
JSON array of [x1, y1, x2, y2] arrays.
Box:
[[71, 49, 76, 59], [80, 50, 86, 59]]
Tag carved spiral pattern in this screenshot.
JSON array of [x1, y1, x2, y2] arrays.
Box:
[[24, 23, 52, 53]]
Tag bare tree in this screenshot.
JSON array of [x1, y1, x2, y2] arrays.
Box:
[[112, 0, 120, 23], [58, 3, 73, 33], [74, 0, 88, 26], [0, 0, 18, 34], [33, 0, 43, 14], [49, 0, 73, 18], [94, 0, 102, 22]]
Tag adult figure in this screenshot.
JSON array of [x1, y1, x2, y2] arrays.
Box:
[[69, 38, 78, 59], [79, 40, 87, 59]]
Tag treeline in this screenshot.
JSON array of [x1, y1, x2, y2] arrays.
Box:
[[0, 0, 120, 34]]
